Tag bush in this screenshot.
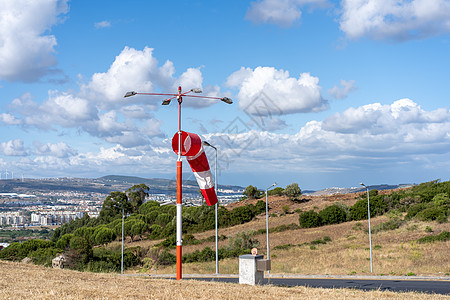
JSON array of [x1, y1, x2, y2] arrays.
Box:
[[183, 247, 215, 263], [350, 196, 387, 221], [416, 207, 446, 221], [268, 187, 285, 196], [319, 204, 347, 225], [158, 250, 176, 265], [299, 210, 321, 228], [29, 247, 61, 266], [417, 231, 450, 243], [371, 218, 404, 234], [406, 203, 426, 219], [0, 239, 56, 261]]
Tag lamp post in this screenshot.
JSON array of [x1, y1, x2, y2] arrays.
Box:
[[360, 183, 373, 273], [124, 87, 231, 280], [202, 140, 218, 275], [265, 182, 277, 274], [121, 207, 124, 275]]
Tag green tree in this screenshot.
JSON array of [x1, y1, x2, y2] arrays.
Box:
[[99, 191, 131, 223], [94, 227, 116, 246], [243, 185, 263, 199], [284, 183, 302, 200], [139, 200, 160, 215], [130, 221, 149, 241], [127, 184, 150, 213], [55, 233, 74, 249]]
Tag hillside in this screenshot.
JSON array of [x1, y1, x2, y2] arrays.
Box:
[[0, 260, 441, 299], [125, 189, 449, 277], [2, 180, 448, 280]]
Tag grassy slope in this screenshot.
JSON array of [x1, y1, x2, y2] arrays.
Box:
[[125, 191, 450, 277], [0, 260, 444, 299]]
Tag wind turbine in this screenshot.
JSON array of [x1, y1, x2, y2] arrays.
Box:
[[4, 169, 8, 180]]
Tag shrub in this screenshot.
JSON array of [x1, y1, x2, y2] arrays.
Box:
[[0, 239, 56, 261], [416, 207, 446, 221], [299, 210, 321, 228], [319, 204, 347, 225], [158, 250, 176, 265], [417, 231, 450, 243], [350, 196, 387, 221], [406, 203, 426, 219], [29, 247, 61, 266], [268, 187, 285, 196], [371, 218, 404, 234]]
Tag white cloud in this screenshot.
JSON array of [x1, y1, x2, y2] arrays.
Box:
[[340, 0, 450, 41], [0, 0, 69, 82], [328, 79, 357, 99], [226, 66, 327, 116], [33, 141, 77, 158], [94, 20, 111, 29], [80, 46, 176, 107], [0, 139, 28, 156], [10, 91, 98, 130], [204, 98, 450, 176], [246, 0, 329, 27], [0, 113, 22, 125]]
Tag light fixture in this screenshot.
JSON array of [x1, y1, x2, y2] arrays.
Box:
[[220, 97, 233, 104], [124, 91, 136, 98]]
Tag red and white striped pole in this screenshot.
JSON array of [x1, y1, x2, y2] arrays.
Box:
[[176, 86, 183, 280]]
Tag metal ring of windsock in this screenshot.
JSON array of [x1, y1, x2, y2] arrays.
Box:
[[172, 131, 218, 206]]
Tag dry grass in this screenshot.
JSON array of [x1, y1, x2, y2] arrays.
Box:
[[118, 191, 449, 277], [136, 216, 449, 277], [0, 260, 446, 299]]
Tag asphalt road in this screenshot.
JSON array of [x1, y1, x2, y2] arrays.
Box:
[[185, 277, 450, 295]]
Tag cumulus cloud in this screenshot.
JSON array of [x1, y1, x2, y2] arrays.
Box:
[[339, 0, 450, 41], [328, 79, 357, 99], [0, 0, 69, 82], [226, 66, 327, 116], [0, 140, 28, 156], [322, 98, 450, 134], [204, 98, 450, 176], [10, 91, 98, 130], [245, 0, 329, 27], [33, 141, 77, 158], [0, 113, 22, 125]]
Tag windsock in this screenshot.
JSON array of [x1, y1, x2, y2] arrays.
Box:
[[172, 131, 218, 206]]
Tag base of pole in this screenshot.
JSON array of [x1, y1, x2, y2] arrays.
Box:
[[176, 245, 182, 280]]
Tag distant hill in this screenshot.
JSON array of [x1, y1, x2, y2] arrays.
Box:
[[305, 184, 414, 196], [0, 175, 245, 196]]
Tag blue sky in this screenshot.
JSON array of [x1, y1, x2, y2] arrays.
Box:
[[1, 0, 449, 190]]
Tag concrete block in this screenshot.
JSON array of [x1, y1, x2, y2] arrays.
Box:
[[239, 254, 264, 285]]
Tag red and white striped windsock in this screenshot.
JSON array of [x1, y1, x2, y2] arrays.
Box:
[[172, 131, 218, 206]]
